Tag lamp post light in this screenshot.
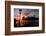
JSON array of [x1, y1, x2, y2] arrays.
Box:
[[19, 9, 22, 26]]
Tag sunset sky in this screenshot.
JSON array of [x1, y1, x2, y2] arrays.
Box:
[[14, 8, 39, 18]]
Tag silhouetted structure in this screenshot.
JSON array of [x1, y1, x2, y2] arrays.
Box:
[[14, 16, 39, 27]]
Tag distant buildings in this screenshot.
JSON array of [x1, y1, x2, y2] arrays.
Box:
[[14, 16, 39, 27]]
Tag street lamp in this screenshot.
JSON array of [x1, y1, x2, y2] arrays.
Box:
[[19, 9, 22, 26]]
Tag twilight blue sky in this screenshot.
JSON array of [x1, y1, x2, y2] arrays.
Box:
[[14, 8, 39, 17]]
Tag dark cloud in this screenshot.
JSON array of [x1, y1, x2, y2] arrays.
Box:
[[14, 8, 39, 17]]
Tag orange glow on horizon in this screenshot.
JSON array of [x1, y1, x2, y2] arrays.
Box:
[[14, 14, 25, 26]]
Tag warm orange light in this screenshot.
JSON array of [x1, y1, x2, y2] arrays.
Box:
[[15, 14, 24, 24]]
